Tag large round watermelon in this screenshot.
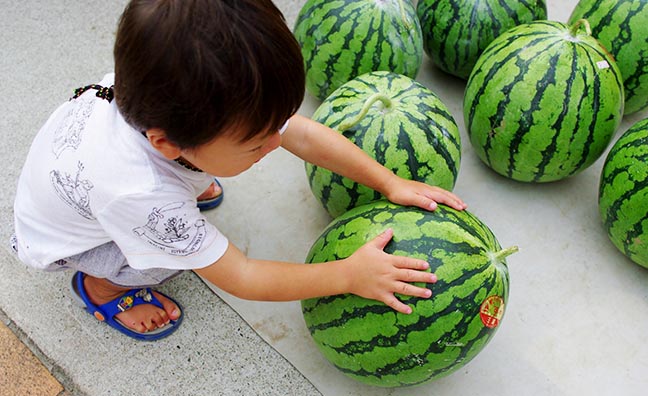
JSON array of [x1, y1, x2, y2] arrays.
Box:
[[302, 201, 516, 387], [464, 20, 624, 182], [306, 71, 461, 218], [569, 0, 648, 115], [417, 0, 547, 80], [293, 0, 423, 101], [599, 118, 648, 268]]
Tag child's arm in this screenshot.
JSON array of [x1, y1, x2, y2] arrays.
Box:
[[281, 114, 466, 211], [194, 228, 435, 314]]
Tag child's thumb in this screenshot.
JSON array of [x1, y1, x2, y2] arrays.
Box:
[[370, 228, 394, 251]]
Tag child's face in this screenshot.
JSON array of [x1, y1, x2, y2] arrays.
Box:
[[180, 130, 282, 177]]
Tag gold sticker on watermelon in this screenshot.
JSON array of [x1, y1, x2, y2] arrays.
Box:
[[479, 295, 505, 328]]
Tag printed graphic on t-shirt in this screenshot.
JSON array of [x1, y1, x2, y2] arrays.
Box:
[[50, 161, 95, 220], [132, 202, 206, 256], [52, 97, 94, 158]]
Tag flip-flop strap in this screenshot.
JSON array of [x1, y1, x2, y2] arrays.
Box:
[[95, 288, 165, 322]]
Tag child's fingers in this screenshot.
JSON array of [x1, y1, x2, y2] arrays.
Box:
[[383, 295, 414, 314], [368, 228, 394, 250], [423, 189, 467, 211], [392, 255, 430, 271], [396, 267, 437, 284], [395, 281, 433, 298], [389, 255, 437, 284], [443, 191, 466, 208], [382, 283, 432, 314], [417, 195, 439, 211]]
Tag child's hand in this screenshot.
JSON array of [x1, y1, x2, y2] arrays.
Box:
[[343, 228, 437, 314], [382, 176, 467, 211]]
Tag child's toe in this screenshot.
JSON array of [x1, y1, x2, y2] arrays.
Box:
[[153, 291, 182, 321]]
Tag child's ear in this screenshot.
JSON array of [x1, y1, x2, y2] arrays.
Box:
[[145, 128, 182, 160]]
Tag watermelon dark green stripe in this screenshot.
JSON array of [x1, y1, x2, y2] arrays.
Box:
[[533, 51, 570, 179], [294, 0, 422, 100], [302, 202, 513, 386], [569, 0, 648, 114], [599, 118, 648, 268], [464, 20, 624, 182], [416, 0, 546, 79]]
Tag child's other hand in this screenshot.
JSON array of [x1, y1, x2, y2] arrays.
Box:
[[344, 228, 437, 314], [383, 176, 467, 211]]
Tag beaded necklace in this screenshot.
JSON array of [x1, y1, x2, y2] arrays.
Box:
[[173, 156, 203, 172]]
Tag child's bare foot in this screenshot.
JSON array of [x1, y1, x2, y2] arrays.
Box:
[[197, 180, 224, 211], [82, 275, 181, 333], [197, 181, 222, 202]]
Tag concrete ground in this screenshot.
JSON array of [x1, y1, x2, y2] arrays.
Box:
[[2, 1, 647, 396]]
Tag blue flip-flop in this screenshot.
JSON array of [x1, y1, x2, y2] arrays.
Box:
[[70, 272, 183, 341], [197, 178, 224, 211]]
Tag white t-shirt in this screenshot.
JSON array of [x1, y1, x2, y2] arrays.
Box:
[[13, 74, 229, 271]]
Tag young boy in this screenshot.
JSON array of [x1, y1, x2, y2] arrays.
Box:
[[12, 0, 466, 340]]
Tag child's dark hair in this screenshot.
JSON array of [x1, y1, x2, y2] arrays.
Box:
[[114, 0, 305, 148]]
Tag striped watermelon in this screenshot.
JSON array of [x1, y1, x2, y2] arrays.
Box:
[[417, 0, 547, 79], [306, 71, 461, 218], [599, 118, 648, 268], [569, 0, 648, 115], [464, 20, 624, 182], [302, 201, 516, 387], [293, 0, 423, 101]]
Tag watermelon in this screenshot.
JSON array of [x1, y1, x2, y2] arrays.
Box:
[[302, 201, 517, 387], [293, 0, 423, 101], [306, 71, 461, 218], [599, 117, 648, 268], [464, 20, 625, 182], [569, 0, 648, 115], [417, 0, 547, 80]]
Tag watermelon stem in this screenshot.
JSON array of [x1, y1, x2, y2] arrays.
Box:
[[569, 19, 592, 37], [491, 246, 519, 263], [338, 93, 394, 132]]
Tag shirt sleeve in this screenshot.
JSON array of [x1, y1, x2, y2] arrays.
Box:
[[279, 120, 289, 135], [97, 190, 228, 271]]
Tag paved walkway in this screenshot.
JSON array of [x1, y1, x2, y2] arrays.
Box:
[[0, 317, 66, 396]]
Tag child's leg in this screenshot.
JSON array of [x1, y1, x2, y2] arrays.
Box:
[[62, 242, 182, 333]]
